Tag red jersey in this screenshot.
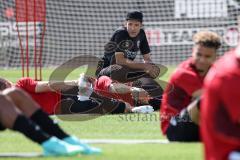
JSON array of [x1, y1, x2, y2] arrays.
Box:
[[94, 76, 134, 106], [160, 58, 204, 134], [16, 78, 61, 114], [201, 50, 240, 160]]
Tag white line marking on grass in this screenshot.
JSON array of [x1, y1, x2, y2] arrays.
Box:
[[0, 153, 42, 157], [82, 139, 169, 144]]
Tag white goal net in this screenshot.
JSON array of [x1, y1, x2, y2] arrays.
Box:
[[0, 0, 239, 69]]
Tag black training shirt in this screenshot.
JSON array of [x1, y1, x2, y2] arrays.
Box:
[[102, 27, 150, 67]]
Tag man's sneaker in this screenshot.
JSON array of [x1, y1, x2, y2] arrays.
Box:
[[41, 137, 83, 156], [131, 105, 154, 114], [63, 136, 102, 155]]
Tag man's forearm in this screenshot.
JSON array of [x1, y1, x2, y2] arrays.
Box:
[[49, 80, 78, 90], [115, 52, 148, 70], [187, 98, 200, 125], [35, 80, 77, 92], [109, 83, 131, 94], [116, 60, 146, 70]]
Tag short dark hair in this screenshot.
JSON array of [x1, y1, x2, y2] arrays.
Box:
[[0, 78, 9, 91], [126, 11, 143, 22]]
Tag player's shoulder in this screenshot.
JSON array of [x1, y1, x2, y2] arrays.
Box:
[[138, 29, 147, 39], [205, 50, 239, 86], [15, 77, 36, 88], [113, 27, 128, 35], [111, 27, 129, 41], [139, 28, 146, 35], [213, 50, 240, 77], [17, 77, 34, 83], [171, 58, 198, 81], [172, 68, 198, 83], [217, 50, 236, 67]]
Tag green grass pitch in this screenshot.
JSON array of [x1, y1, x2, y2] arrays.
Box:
[[0, 67, 203, 160]]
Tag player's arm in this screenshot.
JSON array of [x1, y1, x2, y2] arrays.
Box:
[[115, 52, 150, 70], [143, 53, 160, 78], [186, 97, 201, 125], [109, 82, 150, 103], [109, 82, 132, 94], [178, 88, 202, 125], [142, 53, 152, 63], [35, 80, 78, 93], [185, 89, 202, 124], [192, 89, 202, 98], [115, 52, 159, 77], [109, 82, 147, 96]]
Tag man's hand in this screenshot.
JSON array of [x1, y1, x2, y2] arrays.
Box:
[[144, 63, 160, 79], [138, 89, 150, 103], [131, 87, 150, 104], [192, 89, 202, 99]]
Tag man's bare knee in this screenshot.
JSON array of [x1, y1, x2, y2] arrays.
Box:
[[2, 88, 33, 107], [0, 94, 9, 111], [2, 88, 29, 101], [0, 94, 20, 125], [0, 94, 15, 108], [2, 88, 40, 116]]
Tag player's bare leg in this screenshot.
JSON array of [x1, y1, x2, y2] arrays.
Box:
[[1, 88, 99, 155], [0, 94, 20, 128], [2, 88, 40, 117]]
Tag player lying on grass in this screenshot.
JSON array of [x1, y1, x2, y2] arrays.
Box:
[[0, 75, 154, 115], [57, 74, 154, 114], [0, 87, 101, 156], [160, 31, 221, 142], [78, 74, 153, 108], [200, 42, 240, 160]]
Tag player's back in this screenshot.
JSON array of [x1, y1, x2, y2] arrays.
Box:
[[201, 50, 240, 160]]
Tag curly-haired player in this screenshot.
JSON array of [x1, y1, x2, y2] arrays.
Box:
[[160, 31, 221, 142]]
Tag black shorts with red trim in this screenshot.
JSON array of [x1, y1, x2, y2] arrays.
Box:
[[0, 122, 6, 131], [166, 109, 199, 142]]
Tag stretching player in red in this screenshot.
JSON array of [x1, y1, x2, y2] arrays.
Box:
[[160, 31, 221, 141], [78, 74, 150, 106], [0, 76, 154, 115]]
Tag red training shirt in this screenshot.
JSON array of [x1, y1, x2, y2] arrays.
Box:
[[16, 77, 61, 114], [160, 58, 204, 134], [201, 50, 240, 160]]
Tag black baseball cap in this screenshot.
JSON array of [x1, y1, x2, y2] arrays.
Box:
[[126, 11, 143, 22]]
